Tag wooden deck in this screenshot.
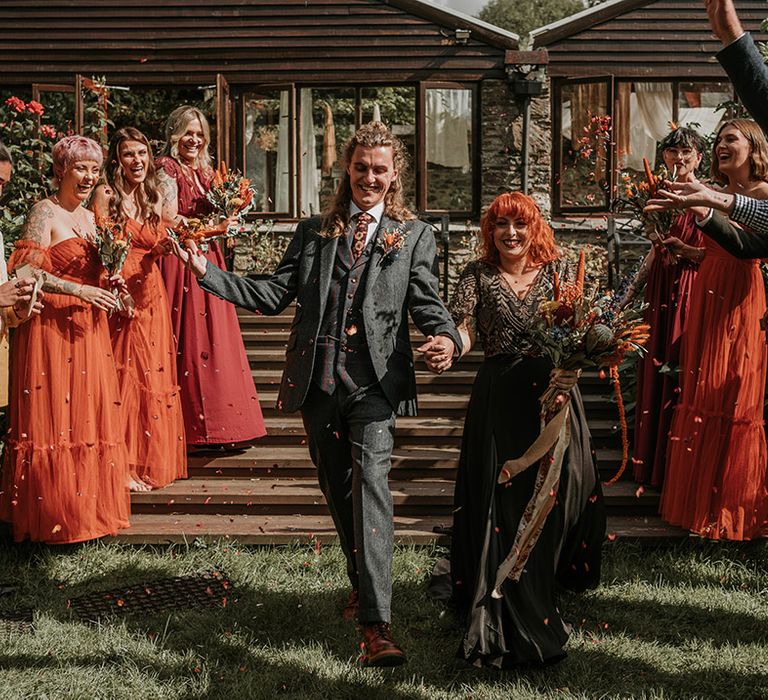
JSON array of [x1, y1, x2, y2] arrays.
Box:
[[114, 306, 685, 544]]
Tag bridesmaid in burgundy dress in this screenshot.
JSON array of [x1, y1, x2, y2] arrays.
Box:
[[156, 106, 266, 446], [626, 127, 707, 488]]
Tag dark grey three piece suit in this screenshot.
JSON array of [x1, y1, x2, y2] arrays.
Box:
[[702, 32, 768, 256], [199, 212, 461, 623]]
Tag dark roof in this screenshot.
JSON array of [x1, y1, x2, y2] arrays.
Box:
[[0, 0, 517, 86], [532, 0, 768, 78]]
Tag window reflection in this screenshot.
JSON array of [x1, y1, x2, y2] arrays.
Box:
[[425, 87, 472, 211], [244, 89, 290, 213], [559, 81, 610, 209], [361, 87, 416, 208], [300, 88, 355, 217]]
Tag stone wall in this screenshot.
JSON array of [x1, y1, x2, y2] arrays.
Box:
[[480, 78, 552, 217]]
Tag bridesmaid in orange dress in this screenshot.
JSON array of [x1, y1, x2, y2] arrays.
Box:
[[662, 119, 768, 540], [156, 106, 266, 446], [91, 127, 187, 490], [0, 135, 130, 543]]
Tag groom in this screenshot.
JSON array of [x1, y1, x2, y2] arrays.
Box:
[[175, 122, 461, 666]]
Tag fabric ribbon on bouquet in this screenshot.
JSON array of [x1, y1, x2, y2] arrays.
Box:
[[491, 399, 571, 598]]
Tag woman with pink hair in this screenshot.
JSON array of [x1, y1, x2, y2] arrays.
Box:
[[0, 135, 131, 543]]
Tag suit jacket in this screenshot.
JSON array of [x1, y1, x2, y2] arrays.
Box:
[[718, 33, 768, 135], [694, 34, 768, 258], [702, 210, 768, 258], [199, 214, 462, 416]]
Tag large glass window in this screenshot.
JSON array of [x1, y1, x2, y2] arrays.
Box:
[[234, 82, 476, 219], [558, 80, 611, 210], [300, 88, 356, 217], [678, 81, 731, 135], [615, 82, 673, 173], [362, 86, 416, 208], [425, 87, 473, 212], [555, 78, 736, 215], [243, 89, 291, 213]]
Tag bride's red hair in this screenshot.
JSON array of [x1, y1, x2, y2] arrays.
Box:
[[478, 192, 558, 266]]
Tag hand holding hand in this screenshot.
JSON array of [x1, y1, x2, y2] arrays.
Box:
[[0, 277, 36, 308], [416, 334, 455, 374], [170, 238, 208, 279]]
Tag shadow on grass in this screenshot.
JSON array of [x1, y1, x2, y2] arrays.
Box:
[[1, 539, 768, 699]]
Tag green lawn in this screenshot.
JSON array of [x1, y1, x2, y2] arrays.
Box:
[[0, 537, 766, 699]]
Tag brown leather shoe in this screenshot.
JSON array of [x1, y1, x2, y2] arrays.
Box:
[[361, 622, 407, 667], [341, 589, 358, 622]]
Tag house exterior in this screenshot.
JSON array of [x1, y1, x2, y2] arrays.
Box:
[[0, 0, 553, 224], [532, 0, 768, 218]]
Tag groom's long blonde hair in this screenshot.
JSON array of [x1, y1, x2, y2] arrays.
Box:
[[321, 121, 414, 238]]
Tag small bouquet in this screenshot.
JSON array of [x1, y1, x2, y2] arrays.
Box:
[[93, 212, 132, 312], [166, 217, 222, 253], [168, 162, 257, 253], [207, 161, 255, 219], [618, 158, 678, 259], [492, 250, 649, 596]]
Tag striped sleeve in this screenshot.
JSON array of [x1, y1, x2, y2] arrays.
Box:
[[731, 194, 768, 234]]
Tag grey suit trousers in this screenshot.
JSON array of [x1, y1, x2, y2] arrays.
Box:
[[301, 383, 396, 624]]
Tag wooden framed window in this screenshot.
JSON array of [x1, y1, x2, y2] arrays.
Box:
[[233, 81, 478, 220], [32, 83, 75, 137], [420, 82, 477, 217], [553, 76, 613, 214], [238, 85, 295, 217]]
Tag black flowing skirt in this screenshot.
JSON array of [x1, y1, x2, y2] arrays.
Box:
[[450, 354, 606, 668]]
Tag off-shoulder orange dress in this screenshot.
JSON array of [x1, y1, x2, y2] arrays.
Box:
[[0, 238, 130, 543], [108, 218, 187, 488], [661, 236, 768, 540]]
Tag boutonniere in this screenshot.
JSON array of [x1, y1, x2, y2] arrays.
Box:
[[376, 224, 409, 264]]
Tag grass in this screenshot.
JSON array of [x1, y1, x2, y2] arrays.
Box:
[[0, 537, 767, 699]]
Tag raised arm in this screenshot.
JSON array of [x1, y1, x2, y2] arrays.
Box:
[[706, 0, 768, 134]]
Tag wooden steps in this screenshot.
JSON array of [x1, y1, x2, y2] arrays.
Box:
[[113, 512, 684, 545], [130, 477, 660, 517], [187, 444, 627, 481], [115, 305, 681, 542]]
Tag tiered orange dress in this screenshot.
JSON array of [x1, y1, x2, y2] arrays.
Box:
[[109, 218, 187, 488], [0, 238, 130, 543], [661, 236, 768, 540]]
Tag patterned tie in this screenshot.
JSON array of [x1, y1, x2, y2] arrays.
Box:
[[351, 212, 373, 260]]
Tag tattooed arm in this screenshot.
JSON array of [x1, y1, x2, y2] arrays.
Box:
[[157, 169, 180, 223], [22, 200, 117, 311]]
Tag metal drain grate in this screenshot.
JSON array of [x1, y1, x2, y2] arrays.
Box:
[[0, 609, 34, 637], [70, 570, 234, 621]]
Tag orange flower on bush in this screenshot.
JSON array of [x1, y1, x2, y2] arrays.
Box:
[[26, 100, 44, 116], [5, 96, 25, 113]]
